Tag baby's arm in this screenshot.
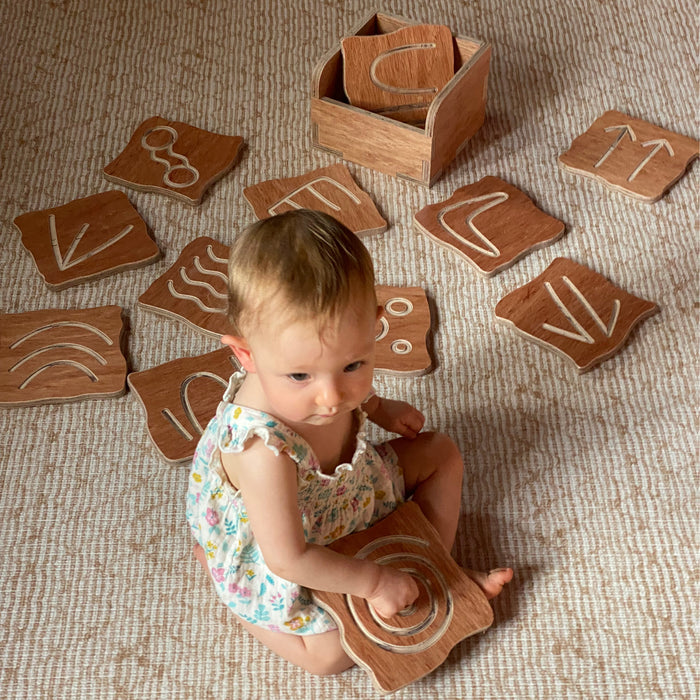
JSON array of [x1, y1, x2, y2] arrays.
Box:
[[222, 443, 418, 618], [362, 392, 425, 439]]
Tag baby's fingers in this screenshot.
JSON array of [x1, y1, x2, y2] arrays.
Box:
[[402, 411, 425, 438]]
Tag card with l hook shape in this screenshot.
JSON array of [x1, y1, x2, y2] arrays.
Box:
[[128, 347, 239, 464]]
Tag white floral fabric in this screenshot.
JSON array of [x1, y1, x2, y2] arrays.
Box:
[[186, 371, 404, 635]]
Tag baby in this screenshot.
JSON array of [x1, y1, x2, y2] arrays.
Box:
[[186, 209, 512, 675]]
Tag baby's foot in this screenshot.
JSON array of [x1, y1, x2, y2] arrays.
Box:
[[465, 567, 513, 600]]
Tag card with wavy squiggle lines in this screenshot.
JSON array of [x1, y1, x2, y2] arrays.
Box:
[[138, 236, 231, 338]]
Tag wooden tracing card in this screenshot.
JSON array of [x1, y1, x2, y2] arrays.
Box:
[[242, 163, 387, 236], [1, 306, 127, 407], [374, 285, 432, 376], [104, 116, 243, 205], [311, 502, 493, 694], [341, 23, 454, 125], [558, 110, 699, 202], [414, 176, 566, 277], [138, 236, 231, 338], [127, 347, 238, 463], [14, 190, 160, 290], [495, 257, 659, 372]]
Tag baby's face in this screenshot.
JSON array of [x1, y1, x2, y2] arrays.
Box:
[[245, 297, 379, 428]]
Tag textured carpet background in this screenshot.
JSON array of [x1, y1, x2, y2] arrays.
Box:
[[0, 1, 697, 698]]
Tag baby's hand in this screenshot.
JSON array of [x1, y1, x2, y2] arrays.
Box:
[[368, 397, 425, 438], [366, 565, 419, 619]]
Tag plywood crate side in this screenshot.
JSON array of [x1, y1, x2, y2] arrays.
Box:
[[310, 11, 489, 185], [311, 97, 432, 182]]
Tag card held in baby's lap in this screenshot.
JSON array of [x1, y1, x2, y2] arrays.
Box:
[[311, 502, 493, 694]]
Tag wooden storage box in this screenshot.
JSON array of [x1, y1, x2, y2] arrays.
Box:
[[311, 11, 491, 186]]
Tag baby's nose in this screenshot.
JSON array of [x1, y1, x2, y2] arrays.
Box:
[[317, 380, 342, 407]]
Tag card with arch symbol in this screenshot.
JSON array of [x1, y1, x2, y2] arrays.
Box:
[[243, 163, 387, 237], [1, 306, 127, 407]]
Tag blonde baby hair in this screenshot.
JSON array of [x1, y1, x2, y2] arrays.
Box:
[[227, 209, 376, 336]]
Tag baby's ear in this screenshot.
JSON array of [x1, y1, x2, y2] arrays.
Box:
[[221, 335, 256, 372]]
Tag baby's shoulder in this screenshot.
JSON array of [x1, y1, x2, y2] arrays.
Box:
[[217, 403, 311, 464]]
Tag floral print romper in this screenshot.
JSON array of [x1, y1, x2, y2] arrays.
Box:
[[186, 371, 405, 635]]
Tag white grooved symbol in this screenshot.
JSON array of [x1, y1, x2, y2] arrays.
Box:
[[162, 371, 228, 441], [141, 126, 200, 189], [438, 192, 509, 258], [347, 535, 453, 653], [9, 321, 113, 390], [370, 43, 439, 95], [375, 298, 414, 355], [268, 177, 361, 215], [49, 215, 134, 271], [166, 247, 229, 314], [543, 276, 620, 343]]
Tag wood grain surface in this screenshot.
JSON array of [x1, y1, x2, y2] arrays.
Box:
[[243, 163, 387, 236], [311, 502, 493, 694], [558, 110, 699, 202], [495, 257, 660, 372], [104, 116, 243, 205], [1, 305, 127, 406], [127, 347, 238, 463], [14, 190, 160, 290], [414, 176, 565, 276], [341, 23, 454, 125]]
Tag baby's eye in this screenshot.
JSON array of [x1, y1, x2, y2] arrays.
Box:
[[344, 361, 364, 373], [288, 373, 310, 382]]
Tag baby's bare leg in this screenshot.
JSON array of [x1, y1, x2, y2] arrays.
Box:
[[192, 544, 353, 675], [390, 431, 464, 550], [389, 432, 513, 600]]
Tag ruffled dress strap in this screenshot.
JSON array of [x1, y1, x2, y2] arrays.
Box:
[[215, 370, 315, 468]]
